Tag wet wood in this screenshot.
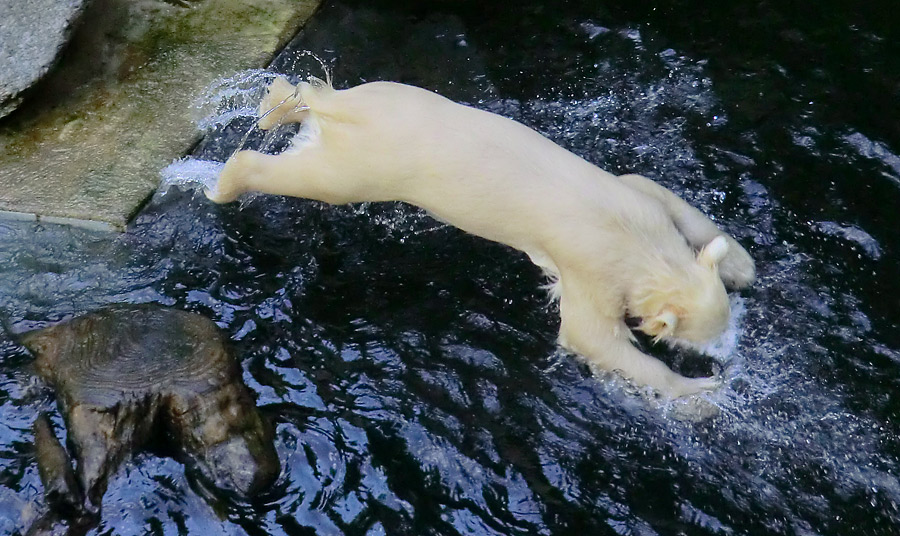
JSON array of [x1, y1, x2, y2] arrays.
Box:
[[21, 305, 278, 535]]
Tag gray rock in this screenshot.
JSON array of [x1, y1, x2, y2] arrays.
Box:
[[0, 0, 87, 118]]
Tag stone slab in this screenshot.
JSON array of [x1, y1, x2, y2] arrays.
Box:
[[0, 0, 320, 230]]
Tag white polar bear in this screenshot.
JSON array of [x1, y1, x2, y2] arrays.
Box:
[[207, 77, 756, 398]]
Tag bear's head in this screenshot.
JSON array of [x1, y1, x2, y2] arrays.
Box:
[[629, 236, 731, 344]]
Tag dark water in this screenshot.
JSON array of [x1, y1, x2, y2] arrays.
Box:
[[2, 0, 900, 534]]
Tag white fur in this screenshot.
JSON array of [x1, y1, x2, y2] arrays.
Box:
[[208, 78, 756, 398]]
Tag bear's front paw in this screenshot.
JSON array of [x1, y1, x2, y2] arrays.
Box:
[[668, 374, 720, 398]]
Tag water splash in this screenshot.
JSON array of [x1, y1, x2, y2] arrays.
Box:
[[192, 69, 278, 131], [281, 50, 334, 89], [167, 51, 335, 199], [158, 158, 224, 196], [192, 51, 332, 132], [699, 296, 746, 361]]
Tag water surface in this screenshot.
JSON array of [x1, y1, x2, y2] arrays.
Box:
[[2, 1, 899, 535]]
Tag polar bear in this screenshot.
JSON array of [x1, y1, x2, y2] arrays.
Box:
[[206, 77, 755, 398]]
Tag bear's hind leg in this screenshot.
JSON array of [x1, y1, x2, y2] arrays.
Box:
[[257, 77, 310, 130], [208, 148, 374, 205]]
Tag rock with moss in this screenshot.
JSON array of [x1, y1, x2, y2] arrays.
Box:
[[0, 0, 87, 118], [0, 0, 320, 228]]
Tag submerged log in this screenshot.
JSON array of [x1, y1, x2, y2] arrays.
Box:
[[21, 305, 278, 535]]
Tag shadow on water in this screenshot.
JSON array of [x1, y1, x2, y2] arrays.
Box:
[[2, 0, 900, 534]]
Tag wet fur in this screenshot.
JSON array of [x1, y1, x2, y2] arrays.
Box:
[[208, 77, 755, 398]]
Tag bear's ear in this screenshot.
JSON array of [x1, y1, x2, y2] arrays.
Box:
[[698, 236, 729, 268], [640, 309, 679, 342]]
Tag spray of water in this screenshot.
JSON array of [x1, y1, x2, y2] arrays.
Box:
[[158, 158, 224, 195], [159, 51, 334, 198]]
